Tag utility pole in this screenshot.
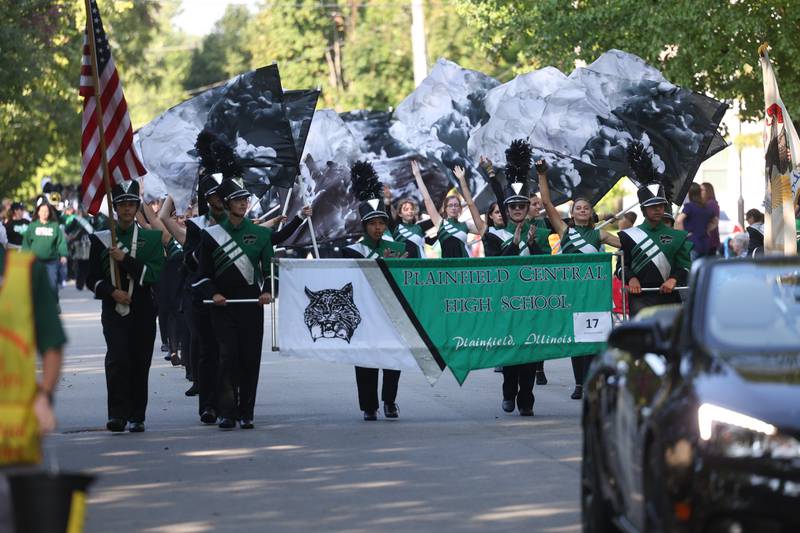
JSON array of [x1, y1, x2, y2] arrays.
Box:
[[411, 0, 428, 87]]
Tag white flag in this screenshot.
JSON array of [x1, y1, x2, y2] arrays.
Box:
[[760, 46, 799, 255]]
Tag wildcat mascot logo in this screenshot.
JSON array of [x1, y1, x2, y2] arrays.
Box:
[[303, 283, 362, 343]]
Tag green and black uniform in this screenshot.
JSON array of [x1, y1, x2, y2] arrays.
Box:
[[437, 218, 470, 258], [391, 220, 434, 259], [194, 217, 274, 422], [619, 221, 692, 316], [87, 223, 165, 424], [559, 224, 604, 387]]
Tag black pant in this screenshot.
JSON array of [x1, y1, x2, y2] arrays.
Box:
[[571, 354, 596, 385], [629, 291, 681, 317], [502, 364, 536, 410], [74, 259, 89, 290], [355, 367, 400, 412], [102, 296, 157, 423], [533, 360, 544, 373], [211, 304, 264, 420], [193, 301, 219, 414]]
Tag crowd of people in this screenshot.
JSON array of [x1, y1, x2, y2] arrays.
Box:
[[0, 137, 778, 433]]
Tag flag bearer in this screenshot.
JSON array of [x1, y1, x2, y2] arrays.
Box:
[[536, 157, 620, 400], [87, 180, 165, 432], [619, 182, 692, 317], [194, 177, 274, 430], [342, 161, 414, 421]]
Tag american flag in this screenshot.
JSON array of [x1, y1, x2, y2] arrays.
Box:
[[80, 0, 146, 215]]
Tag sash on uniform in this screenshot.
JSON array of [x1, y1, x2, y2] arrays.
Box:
[[396, 224, 426, 258], [95, 226, 138, 316], [347, 242, 381, 259], [206, 224, 256, 285], [622, 226, 672, 281], [561, 227, 600, 255], [438, 219, 469, 256], [488, 224, 531, 256]]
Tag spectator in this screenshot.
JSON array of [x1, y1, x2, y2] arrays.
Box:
[[701, 183, 721, 254], [22, 202, 68, 294], [675, 183, 715, 260], [745, 208, 764, 256], [4, 202, 30, 250], [729, 232, 750, 258]]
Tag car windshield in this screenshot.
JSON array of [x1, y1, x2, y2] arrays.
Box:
[[704, 262, 800, 353]]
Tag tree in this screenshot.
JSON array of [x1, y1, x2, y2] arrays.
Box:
[[183, 5, 253, 92], [458, 0, 800, 125], [0, 0, 188, 199]]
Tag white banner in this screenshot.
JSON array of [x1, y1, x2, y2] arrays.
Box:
[[277, 259, 443, 383]]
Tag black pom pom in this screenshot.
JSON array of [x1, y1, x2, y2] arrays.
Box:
[[195, 129, 219, 172], [351, 160, 382, 201], [209, 138, 242, 179], [505, 139, 533, 183], [627, 141, 658, 183]]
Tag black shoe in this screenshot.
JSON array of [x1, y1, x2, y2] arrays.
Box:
[[200, 409, 217, 424], [218, 417, 236, 430], [170, 353, 182, 367], [502, 400, 515, 413], [161, 344, 169, 353], [571, 385, 583, 400], [363, 410, 377, 421], [106, 418, 126, 432], [383, 403, 399, 419], [519, 408, 534, 417], [493, 366, 503, 373], [536, 371, 548, 385], [239, 419, 254, 429], [128, 421, 145, 432], [164, 354, 172, 361], [185, 382, 199, 397]]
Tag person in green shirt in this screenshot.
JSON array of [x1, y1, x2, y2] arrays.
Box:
[[22, 202, 68, 294], [86, 180, 165, 433]]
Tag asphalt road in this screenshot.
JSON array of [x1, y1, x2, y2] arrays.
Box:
[[51, 283, 584, 532]]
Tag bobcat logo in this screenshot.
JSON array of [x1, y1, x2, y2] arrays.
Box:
[[659, 235, 673, 245], [304, 283, 361, 343]]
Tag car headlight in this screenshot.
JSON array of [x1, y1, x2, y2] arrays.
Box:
[[698, 403, 800, 459]]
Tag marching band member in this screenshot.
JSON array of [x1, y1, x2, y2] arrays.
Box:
[[536, 159, 620, 400], [194, 176, 273, 430], [412, 160, 485, 258], [619, 182, 692, 316], [484, 140, 550, 416], [342, 161, 414, 421], [87, 180, 165, 432]]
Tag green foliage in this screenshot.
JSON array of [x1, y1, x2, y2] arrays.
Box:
[[183, 5, 252, 92], [0, 0, 189, 200], [458, 0, 800, 124]]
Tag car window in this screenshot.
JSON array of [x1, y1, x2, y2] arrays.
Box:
[[705, 263, 800, 351]]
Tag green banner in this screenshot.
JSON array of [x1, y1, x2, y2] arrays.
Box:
[[383, 253, 613, 383]]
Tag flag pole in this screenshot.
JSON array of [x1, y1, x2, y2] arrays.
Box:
[[84, 0, 120, 289]]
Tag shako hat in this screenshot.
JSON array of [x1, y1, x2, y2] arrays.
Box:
[[351, 160, 388, 222], [111, 180, 141, 206], [218, 177, 250, 202], [503, 139, 532, 205], [637, 182, 669, 207], [662, 205, 675, 221], [198, 173, 223, 199]]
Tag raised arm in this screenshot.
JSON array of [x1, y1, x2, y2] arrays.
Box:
[[599, 230, 620, 249], [453, 165, 486, 236], [140, 198, 172, 246], [157, 196, 187, 245], [411, 160, 441, 227], [535, 161, 568, 237], [481, 156, 508, 229]]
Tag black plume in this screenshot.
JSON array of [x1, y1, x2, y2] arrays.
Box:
[[505, 139, 533, 183], [195, 129, 219, 173], [214, 140, 243, 179], [351, 160, 382, 201], [627, 141, 659, 183]]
